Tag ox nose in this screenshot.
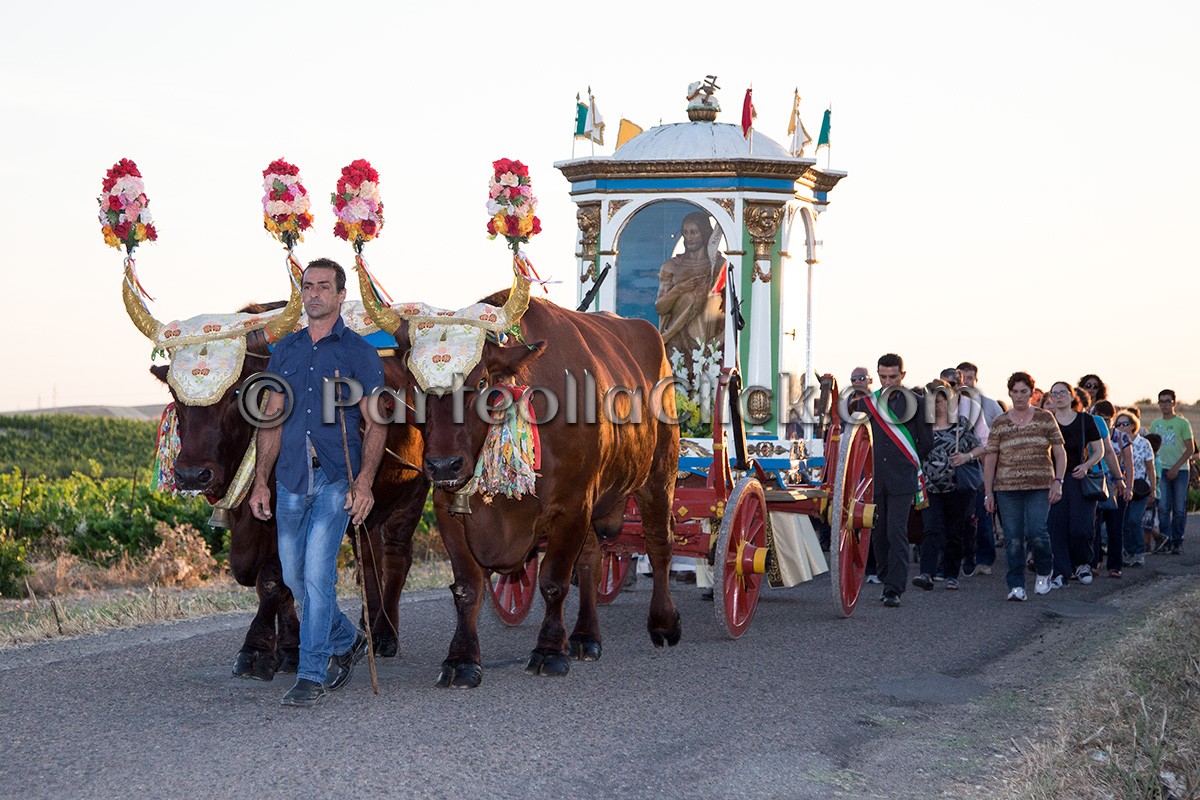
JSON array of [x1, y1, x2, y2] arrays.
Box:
[[175, 466, 214, 490], [424, 456, 464, 484]]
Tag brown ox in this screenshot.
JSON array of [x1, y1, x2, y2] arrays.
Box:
[[369, 286, 681, 685], [126, 275, 429, 680]]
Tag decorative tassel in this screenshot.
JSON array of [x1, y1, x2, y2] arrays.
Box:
[[473, 386, 540, 500], [153, 403, 180, 492]]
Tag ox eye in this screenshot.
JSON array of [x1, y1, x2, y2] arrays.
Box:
[[476, 375, 489, 392]]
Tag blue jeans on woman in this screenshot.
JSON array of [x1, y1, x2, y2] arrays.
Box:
[[1048, 476, 1096, 582], [1159, 469, 1190, 548], [276, 468, 358, 685], [995, 489, 1053, 590], [1123, 495, 1150, 560]]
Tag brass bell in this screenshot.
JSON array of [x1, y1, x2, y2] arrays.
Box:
[[449, 489, 472, 516]]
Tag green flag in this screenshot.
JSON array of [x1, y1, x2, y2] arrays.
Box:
[[816, 109, 831, 151], [574, 101, 588, 137]]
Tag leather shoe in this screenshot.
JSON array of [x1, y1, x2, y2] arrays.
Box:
[[281, 678, 327, 708], [326, 630, 369, 692]]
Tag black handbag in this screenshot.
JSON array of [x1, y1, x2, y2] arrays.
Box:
[[1077, 416, 1110, 502], [954, 420, 984, 493]]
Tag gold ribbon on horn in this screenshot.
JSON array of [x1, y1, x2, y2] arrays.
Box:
[[122, 260, 163, 341], [263, 251, 304, 342]]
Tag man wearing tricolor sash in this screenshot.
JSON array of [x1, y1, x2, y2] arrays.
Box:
[[855, 354, 933, 608]]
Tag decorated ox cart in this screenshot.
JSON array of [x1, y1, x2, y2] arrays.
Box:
[[482, 82, 877, 638]]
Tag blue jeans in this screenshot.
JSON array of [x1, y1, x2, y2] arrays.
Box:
[[1123, 495, 1150, 558], [1159, 469, 1190, 547], [276, 469, 358, 684], [1093, 497, 1126, 571], [974, 490, 996, 567], [996, 489, 1053, 590]]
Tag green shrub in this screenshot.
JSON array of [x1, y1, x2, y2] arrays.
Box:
[[0, 469, 214, 564], [1188, 488, 1200, 513], [0, 526, 32, 597]]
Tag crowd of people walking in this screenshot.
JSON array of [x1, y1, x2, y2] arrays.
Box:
[[850, 357, 1196, 606]]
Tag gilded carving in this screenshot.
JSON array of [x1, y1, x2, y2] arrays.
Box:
[[709, 197, 735, 217], [745, 201, 785, 266], [576, 202, 601, 279], [607, 199, 630, 221]]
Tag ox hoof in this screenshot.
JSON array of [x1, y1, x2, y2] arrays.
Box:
[[435, 660, 482, 689], [232, 650, 265, 680], [275, 648, 300, 675], [568, 634, 602, 662], [525, 649, 570, 677], [648, 611, 683, 649], [372, 631, 399, 659]]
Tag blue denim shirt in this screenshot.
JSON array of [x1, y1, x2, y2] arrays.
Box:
[[266, 315, 384, 494]]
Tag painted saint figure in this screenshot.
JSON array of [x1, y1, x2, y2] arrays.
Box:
[[654, 211, 725, 378]]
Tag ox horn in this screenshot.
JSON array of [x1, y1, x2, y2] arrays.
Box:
[[357, 262, 403, 335], [122, 262, 164, 341], [501, 270, 531, 327], [263, 269, 303, 342]]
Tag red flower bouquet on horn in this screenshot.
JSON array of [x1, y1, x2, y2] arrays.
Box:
[[486, 157, 541, 252], [332, 159, 384, 252], [98, 158, 158, 253], [262, 158, 313, 250]]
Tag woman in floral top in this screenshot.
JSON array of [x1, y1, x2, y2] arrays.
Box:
[[1115, 407, 1157, 567], [983, 372, 1067, 602], [913, 380, 986, 591]]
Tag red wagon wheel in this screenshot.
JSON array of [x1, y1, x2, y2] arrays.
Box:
[[829, 421, 875, 618], [596, 551, 631, 605], [714, 475, 770, 639], [486, 555, 539, 626], [597, 495, 639, 605]]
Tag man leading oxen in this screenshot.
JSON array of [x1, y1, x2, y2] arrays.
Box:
[[122, 260, 428, 681], [360, 265, 682, 687]]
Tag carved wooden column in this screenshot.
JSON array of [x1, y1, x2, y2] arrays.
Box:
[[743, 202, 785, 406], [576, 202, 601, 288]]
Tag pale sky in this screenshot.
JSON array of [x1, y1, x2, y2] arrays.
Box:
[[2, 1, 1197, 411]]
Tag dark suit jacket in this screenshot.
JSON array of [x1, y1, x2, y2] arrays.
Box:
[[852, 389, 934, 495]]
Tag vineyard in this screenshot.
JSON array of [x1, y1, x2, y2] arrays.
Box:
[[0, 413, 443, 599]]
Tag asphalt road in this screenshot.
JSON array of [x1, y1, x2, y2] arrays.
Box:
[[2, 516, 1198, 800]]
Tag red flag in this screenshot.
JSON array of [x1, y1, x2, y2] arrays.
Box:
[[741, 88, 756, 139]]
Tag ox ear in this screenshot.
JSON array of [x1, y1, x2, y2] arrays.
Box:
[[150, 364, 169, 384], [484, 340, 546, 382]]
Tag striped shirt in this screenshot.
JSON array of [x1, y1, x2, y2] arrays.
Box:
[[986, 408, 1065, 491]]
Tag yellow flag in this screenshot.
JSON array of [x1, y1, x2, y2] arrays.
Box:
[[616, 119, 644, 149]]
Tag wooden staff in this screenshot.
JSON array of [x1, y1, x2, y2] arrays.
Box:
[[334, 370, 379, 694]]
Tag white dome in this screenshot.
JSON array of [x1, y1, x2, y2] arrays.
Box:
[[612, 121, 793, 161]]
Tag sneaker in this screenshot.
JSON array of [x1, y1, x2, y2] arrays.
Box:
[[281, 678, 328, 708], [1075, 565, 1093, 585], [1108, 569, 1122, 578], [1050, 575, 1065, 590], [1034, 574, 1052, 595], [944, 578, 959, 590], [1130, 554, 1145, 567], [326, 629, 370, 692], [912, 573, 934, 591], [866, 574, 881, 584], [975, 564, 993, 575], [882, 590, 901, 608], [933, 573, 945, 583], [1007, 587, 1027, 602], [1170, 545, 1183, 555], [960, 567, 977, 578]]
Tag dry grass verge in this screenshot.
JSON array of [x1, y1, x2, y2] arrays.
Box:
[[997, 585, 1200, 800], [1, 557, 454, 648]]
